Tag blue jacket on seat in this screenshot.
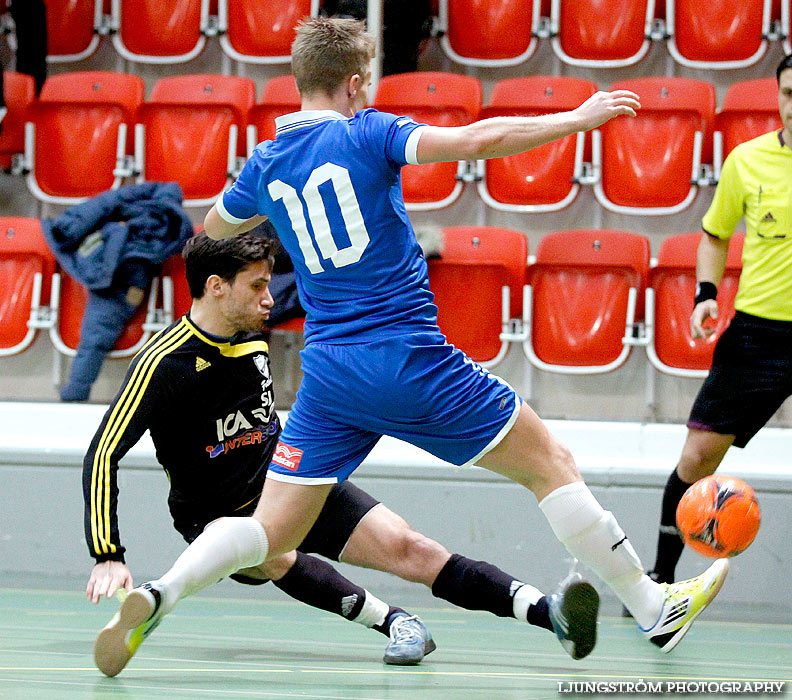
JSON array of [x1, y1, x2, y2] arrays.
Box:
[[42, 183, 194, 402], [42, 182, 193, 290]]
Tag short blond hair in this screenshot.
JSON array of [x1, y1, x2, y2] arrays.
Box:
[[292, 17, 375, 97]]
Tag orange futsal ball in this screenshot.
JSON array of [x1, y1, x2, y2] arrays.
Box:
[[676, 475, 761, 558]]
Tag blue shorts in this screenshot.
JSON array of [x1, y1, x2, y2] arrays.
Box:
[[267, 332, 521, 484]]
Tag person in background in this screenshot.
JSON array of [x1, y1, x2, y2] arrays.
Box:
[[647, 53, 792, 585]]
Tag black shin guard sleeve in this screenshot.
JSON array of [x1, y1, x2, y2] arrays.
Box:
[[652, 467, 693, 581], [273, 552, 366, 620], [431, 554, 519, 618]]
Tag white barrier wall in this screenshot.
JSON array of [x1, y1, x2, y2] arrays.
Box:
[[1, 402, 789, 623]]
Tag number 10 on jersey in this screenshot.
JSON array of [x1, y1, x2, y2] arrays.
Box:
[[268, 162, 371, 274]]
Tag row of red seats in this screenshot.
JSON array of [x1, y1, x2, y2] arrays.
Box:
[[29, 1, 792, 69], [0, 71, 783, 213], [439, 0, 791, 70], [0, 218, 741, 386], [430, 226, 742, 382], [38, 0, 310, 65]]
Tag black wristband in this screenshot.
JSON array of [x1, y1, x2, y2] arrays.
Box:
[[694, 281, 718, 306]]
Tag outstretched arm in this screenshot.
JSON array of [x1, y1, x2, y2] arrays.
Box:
[[204, 206, 268, 241], [415, 90, 640, 164]]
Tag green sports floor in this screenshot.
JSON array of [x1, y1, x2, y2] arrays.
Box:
[[1, 588, 789, 700]]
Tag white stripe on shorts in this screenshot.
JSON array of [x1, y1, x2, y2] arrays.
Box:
[[462, 393, 522, 467], [266, 471, 339, 486]]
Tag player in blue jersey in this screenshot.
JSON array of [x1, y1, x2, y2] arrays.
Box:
[[100, 17, 729, 669]]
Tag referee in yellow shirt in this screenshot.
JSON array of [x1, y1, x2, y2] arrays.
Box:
[[649, 53, 792, 585]]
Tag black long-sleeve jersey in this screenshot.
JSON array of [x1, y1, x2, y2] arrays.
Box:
[[83, 314, 280, 563]]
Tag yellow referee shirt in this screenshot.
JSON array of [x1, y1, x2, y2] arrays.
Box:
[[702, 131, 792, 321]]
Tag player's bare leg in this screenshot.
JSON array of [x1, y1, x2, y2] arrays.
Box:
[[477, 402, 729, 652], [648, 428, 736, 587], [677, 429, 735, 483]]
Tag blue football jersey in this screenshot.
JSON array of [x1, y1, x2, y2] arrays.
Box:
[[219, 108, 440, 344]]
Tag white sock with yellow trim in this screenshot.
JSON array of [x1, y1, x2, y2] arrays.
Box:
[[155, 516, 269, 614]]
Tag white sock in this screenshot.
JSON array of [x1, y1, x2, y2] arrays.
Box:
[[539, 482, 663, 629], [352, 590, 390, 628], [155, 516, 269, 614], [512, 583, 543, 622]]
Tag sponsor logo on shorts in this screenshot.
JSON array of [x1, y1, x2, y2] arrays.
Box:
[[272, 442, 303, 471]]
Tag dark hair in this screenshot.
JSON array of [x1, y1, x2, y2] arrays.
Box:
[[777, 53, 792, 83], [183, 232, 275, 299]]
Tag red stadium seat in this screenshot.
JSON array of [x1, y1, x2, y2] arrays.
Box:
[[592, 77, 715, 215], [551, 0, 654, 67], [0, 218, 56, 356], [161, 253, 192, 320], [646, 232, 743, 377], [667, 0, 770, 69], [45, 0, 104, 62], [134, 75, 255, 206], [714, 79, 782, 177], [49, 268, 161, 358], [246, 76, 301, 156], [110, 0, 209, 64], [523, 229, 650, 373], [374, 72, 481, 211], [438, 0, 540, 66], [427, 226, 528, 367], [218, 0, 317, 64], [269, 315, 306, 394], [476, 77, 597, 212], [0, 72, 35, 171], [24, 72, 143, 204]]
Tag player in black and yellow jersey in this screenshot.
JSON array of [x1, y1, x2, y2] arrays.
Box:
[[648, 53, 792, 585], [87, 231, 592, 677]]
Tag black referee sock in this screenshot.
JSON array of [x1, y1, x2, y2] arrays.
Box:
[[272, 552, 367, 621], [431, 554, 553, 631], [651, 467, 693, 583]]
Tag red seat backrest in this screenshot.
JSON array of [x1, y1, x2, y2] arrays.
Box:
[[557, 0, 649, 61], [45, 0, 98, 58], [445, 0, 536, 61], [118, 0, 202, 57], [600, 78, 715, 209], [162, 253, 193, 319], [480, 77, 597, 206], [31, 72, 143, 198], [672, 0, 765, 63], [530, 230, 650, 367], [650, 232, 744, 371], [428, 226, 527, 362], [56, 271, 152, 352], [139, 75, 255, 201], [374, 72, 481, 206], [0, 218, 56, 350], [225, 0, 313, 58], [0, 72, 35, 170], [716, 79, 782, 160], [248, 76, 301, 144]]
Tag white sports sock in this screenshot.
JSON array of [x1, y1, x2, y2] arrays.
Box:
[[539, 482, 663, 629], [155, 516, 269, 614], [512, 583, 543, 622], [352, 590, 390, 629]]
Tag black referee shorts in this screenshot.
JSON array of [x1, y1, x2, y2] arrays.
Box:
[[179, 481, 380, 586], [687, 311, 792, 448]]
